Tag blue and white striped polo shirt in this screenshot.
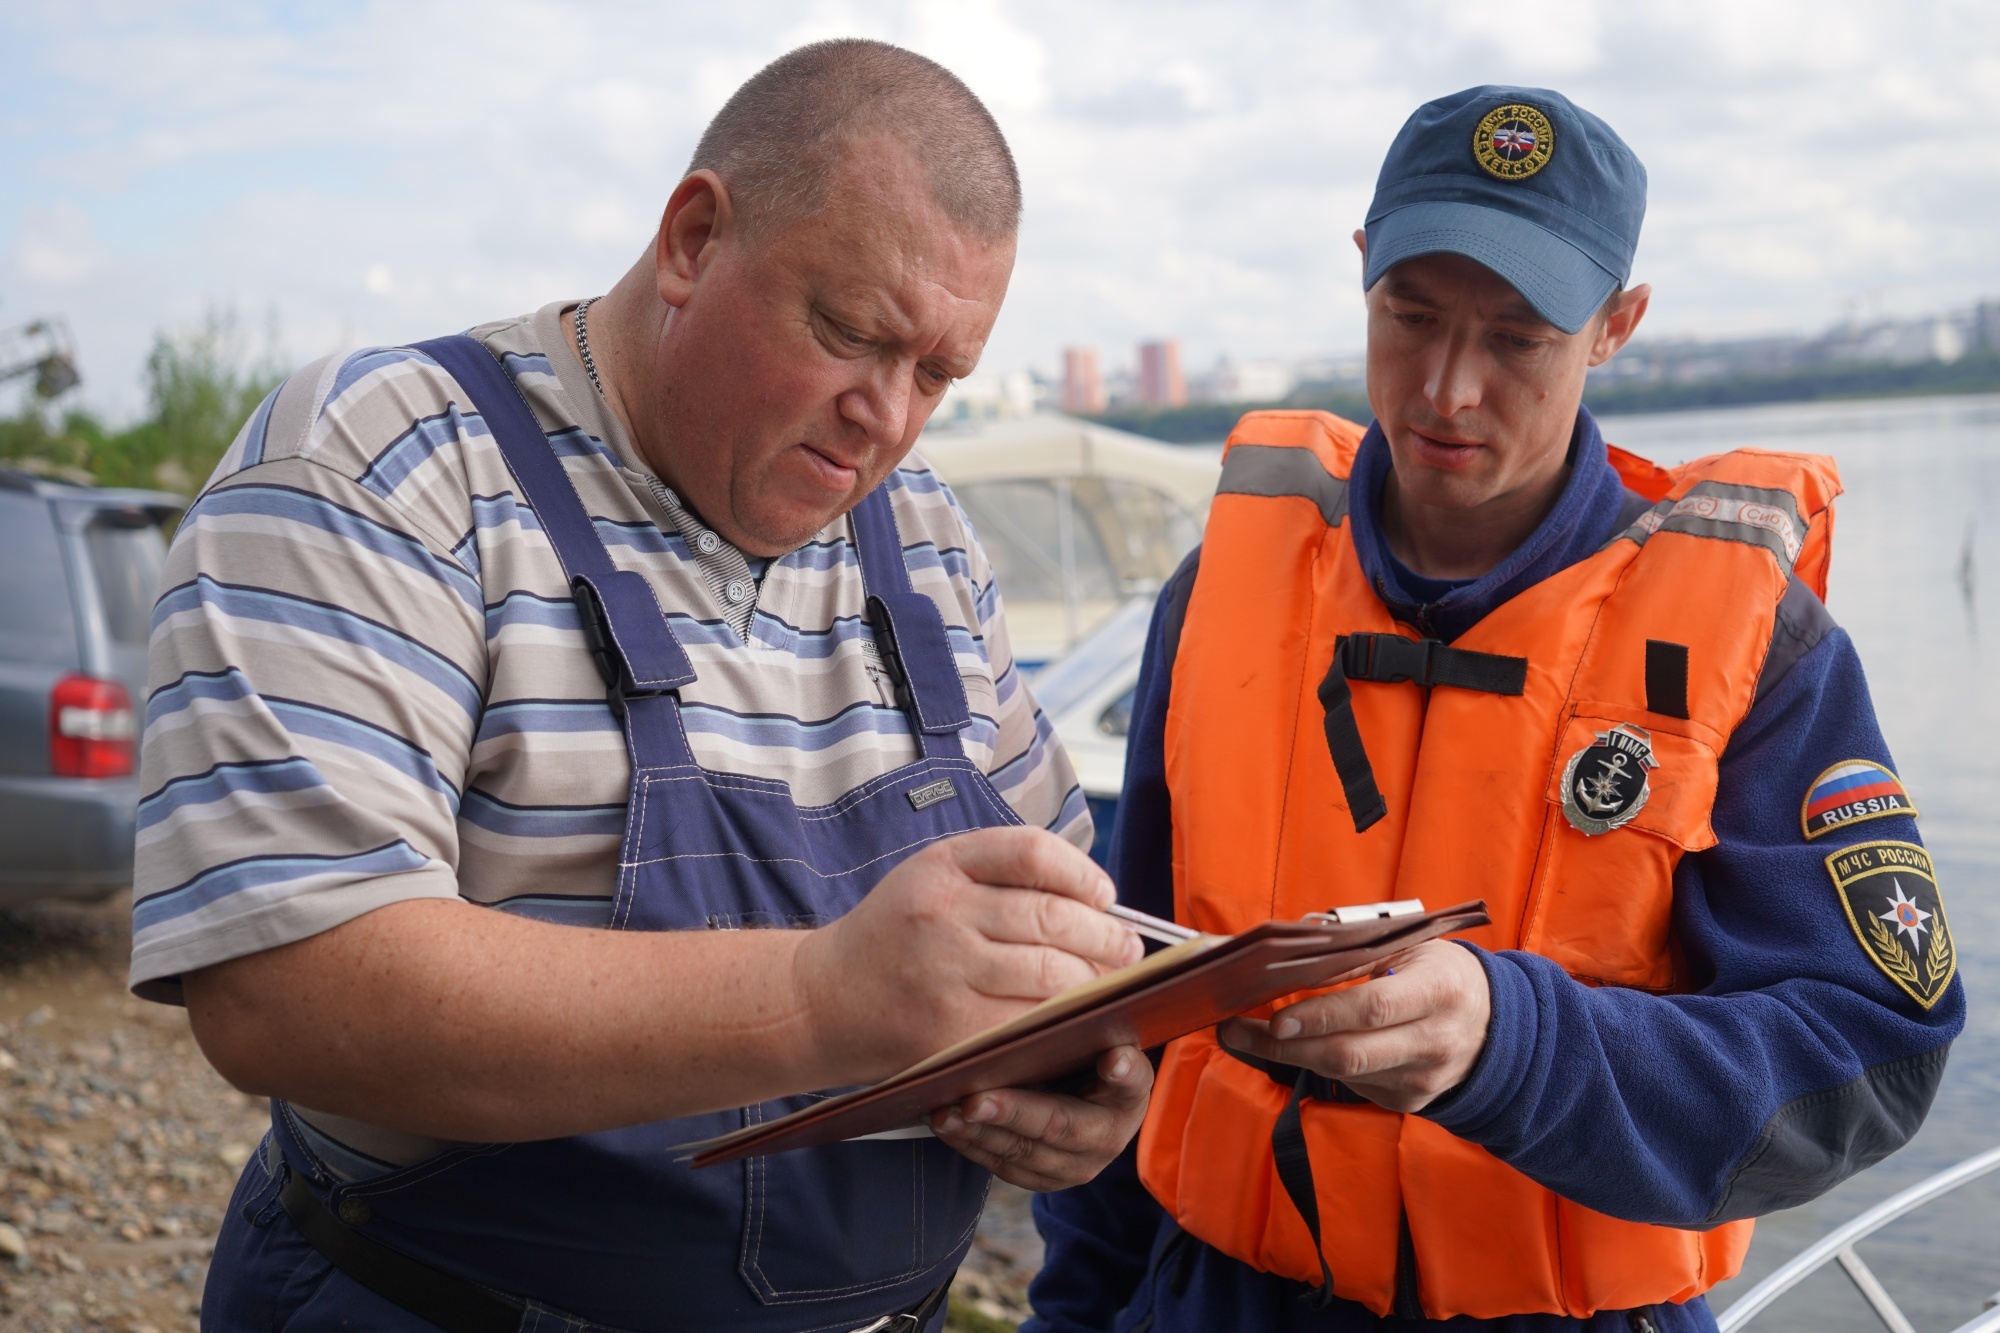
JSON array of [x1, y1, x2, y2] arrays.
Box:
[[131, 300, 1090, 1002]]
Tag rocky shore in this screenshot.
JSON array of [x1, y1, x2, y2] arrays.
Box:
[[0, 895, 1040, 1333]]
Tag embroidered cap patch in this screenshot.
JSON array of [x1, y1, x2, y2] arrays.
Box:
[[1473, 103, 1556, 180], [1826, 840, 1955, 1009], [1802, 760, 1916, 840]]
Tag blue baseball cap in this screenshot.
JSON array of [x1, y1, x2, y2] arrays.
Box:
[[1363, 86, 1646, 334]]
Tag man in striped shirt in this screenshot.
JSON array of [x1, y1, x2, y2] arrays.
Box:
[[136, 40, 1150, 1332]]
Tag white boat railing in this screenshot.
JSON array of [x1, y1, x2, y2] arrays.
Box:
[[1716, 1144, 2000, 1333]]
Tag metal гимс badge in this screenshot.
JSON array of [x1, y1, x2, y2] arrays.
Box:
[[1560, 722, 1656, 836]]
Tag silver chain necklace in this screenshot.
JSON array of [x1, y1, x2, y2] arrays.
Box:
[[573, 297, 606, 400]]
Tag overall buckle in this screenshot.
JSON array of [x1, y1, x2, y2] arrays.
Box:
[[848, 1316, 922, 1333], [848, 1278, 952, 1333], [573, 577, 658, 719]]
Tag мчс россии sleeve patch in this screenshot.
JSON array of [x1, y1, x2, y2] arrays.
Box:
[[1825, 840, 1955, 1009]]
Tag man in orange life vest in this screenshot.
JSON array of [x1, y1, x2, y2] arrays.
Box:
[[1025, 86, 1963, 1333]]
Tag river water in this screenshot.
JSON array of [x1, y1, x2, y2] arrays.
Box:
[[1598, 393, 2000, 1331]]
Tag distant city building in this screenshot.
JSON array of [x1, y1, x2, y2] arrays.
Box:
[[1191, 355, 1297, 404], [1821, 316, 1964, 366], [1975, 301, 2000, 354], [1061, 346, 1105, 414], [1136, 340, 1186, 408], [1102, 366, 1139, 411], [936, 369, 1036, 423], [1291, 353, 1368, 392], [1589, 299, 2000, 390]]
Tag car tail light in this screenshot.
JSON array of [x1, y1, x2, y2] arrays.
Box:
[[50, 675, 136, 778]]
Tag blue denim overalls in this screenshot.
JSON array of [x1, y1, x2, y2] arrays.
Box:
[[202, 336, 1015, 1332]]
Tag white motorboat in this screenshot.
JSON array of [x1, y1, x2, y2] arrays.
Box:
[[919, 411, 1218, 670], [1717, 1145, 2000, 1333]]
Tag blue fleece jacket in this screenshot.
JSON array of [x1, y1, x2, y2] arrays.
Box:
[[1025, 410, 1963, 1333]]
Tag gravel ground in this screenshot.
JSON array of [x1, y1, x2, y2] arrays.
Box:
[[0, 893, 264, 1333], [0, 893, 1044, 1333]]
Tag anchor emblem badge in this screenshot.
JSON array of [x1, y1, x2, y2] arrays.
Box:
[[1560, 722, 1658, 836]]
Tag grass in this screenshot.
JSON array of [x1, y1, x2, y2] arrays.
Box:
[[946, 1293, 1020, 1333]]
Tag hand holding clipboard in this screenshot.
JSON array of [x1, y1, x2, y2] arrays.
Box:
[[681, 898, 1488, 1165]]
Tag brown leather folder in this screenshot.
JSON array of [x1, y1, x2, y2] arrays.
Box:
[[682, 899, 1489, 1166]]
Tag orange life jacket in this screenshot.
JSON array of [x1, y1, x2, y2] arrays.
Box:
[[1137, 410, 1842, 1320]]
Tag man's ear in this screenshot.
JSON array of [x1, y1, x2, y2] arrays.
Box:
[[1353, 228, 1367, 260], [1588, 283, 1651, 367], [655, 170, 734, 310]]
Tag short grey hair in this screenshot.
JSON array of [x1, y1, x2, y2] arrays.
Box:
[[688, 39, 1021, 242]]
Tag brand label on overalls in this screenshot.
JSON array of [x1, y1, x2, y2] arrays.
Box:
[[908, 778, 958, 811]]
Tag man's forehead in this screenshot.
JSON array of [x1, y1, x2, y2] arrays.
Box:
[[1380, 257, 1552, 328], [807, 245, 1004, 330], [784, 211, 1009, 354]]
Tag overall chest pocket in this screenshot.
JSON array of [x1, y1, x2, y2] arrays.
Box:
[[737, 1106, 989, 1301], [1522, 709, 1722, 991]]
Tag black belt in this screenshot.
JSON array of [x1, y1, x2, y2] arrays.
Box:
[[1318, 633, 1528, 834], [280, 1168, 519, 1333], [280, 1167, 953, 1333]]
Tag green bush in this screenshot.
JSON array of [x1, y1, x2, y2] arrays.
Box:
[[1, 309, 286, 495]]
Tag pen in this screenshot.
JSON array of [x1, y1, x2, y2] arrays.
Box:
[[1105, 901, 1202, 946]]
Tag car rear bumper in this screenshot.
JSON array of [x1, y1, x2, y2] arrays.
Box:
[[0, 772, 136, 904]]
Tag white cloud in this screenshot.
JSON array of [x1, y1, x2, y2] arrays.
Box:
[[907, 0, 1049, 114], [10, 204, 106, 286], [1, 0, 1997, 415]]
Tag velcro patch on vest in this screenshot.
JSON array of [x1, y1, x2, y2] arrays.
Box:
[[907, 777, 958, 811], [1802, 760, 1916, 840], [1826, 840, 1955, 1009]]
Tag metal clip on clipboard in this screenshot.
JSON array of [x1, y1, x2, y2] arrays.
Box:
[[1306, 899, 1425, 925]]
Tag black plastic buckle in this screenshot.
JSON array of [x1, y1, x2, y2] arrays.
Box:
[[866, 595, 909, 694], [1340, 632, 1436, 686]]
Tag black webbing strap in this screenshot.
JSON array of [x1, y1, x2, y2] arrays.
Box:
[[279, 1169, 521, 1333], [1645, 639, 1690, 719], [1231, 1046, 1427, 1318], [1336, 632, 1528, 695], [1318, 634, 1529, 834], [1270, 1066, 1337, 1309], [1393, 1211, 1424, 1319], [1316, 662, 1387, 834], [1221, 1040, 1369, 1104]]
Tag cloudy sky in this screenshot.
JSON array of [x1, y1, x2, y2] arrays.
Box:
[[4, 0, 1998, 417]]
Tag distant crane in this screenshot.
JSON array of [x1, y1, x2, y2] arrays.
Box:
[[0, 316, 82, 399]]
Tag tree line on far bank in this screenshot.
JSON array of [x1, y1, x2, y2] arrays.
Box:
[[1089, 349, 2000, 444], [0, 310, 284, 495]]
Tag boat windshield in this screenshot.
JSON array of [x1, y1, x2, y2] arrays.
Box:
[[1028, 596, 1156, 720]]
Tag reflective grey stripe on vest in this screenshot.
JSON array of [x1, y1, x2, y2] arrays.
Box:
[[1617, 481, 1806, 575], [1217, 444, 1350, 527]]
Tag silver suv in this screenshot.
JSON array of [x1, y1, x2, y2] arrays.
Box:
[[0, 467, 183, 905]]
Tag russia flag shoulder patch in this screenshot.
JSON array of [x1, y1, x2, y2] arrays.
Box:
[[1802, 760, 1917, 840]]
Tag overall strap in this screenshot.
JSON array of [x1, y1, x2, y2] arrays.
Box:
[[848, 485, 972, 760], [412, 336, 695, 767]]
